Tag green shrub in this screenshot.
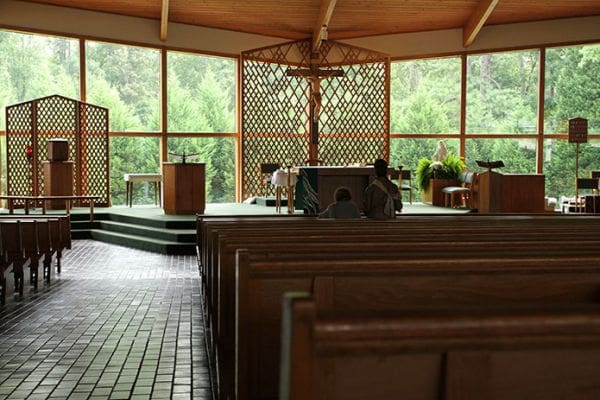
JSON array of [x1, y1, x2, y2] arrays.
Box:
[[415, 154, 465, 191]]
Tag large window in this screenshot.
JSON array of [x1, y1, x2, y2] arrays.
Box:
[[86, 41, 160, 132], [391, 57, 461, 134], [167, 51, 236, 133], [110, 137, 160, 205], [0, 30, 79, 130], [167, 137, 235, 203], [544, 139, 600, 201], [467, 50, 539, 134], [465, 139, 537, 173], [545, 44, 600, 134]]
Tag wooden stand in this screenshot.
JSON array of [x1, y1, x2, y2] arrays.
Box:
[[163, 163, 205, 215], [42, 161, 73, 209], [478, 171, 545, 213]]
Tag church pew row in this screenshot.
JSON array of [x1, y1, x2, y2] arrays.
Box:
[[233, 252, 600, 400], [0, 215, 71, 303], [280, 293, 600, 400], [206, 221, 600, 353], [198, 214, 600, 297], [197, 215, 600, 399]]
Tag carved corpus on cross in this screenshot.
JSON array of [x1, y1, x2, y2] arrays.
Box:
[[286, 58, 343, 165]]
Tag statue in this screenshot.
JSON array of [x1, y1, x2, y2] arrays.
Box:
[[432, 140, 448, 162]]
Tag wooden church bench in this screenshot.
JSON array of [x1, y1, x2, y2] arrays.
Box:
[[0, 216, 71, 303], [232, 252, 600, 400], [280, 293, 600, 400]]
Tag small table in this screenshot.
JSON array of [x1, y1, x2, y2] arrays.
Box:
[[124, 174, 162, 207]]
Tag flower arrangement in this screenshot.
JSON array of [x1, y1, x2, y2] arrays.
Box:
[[415, 153, 465, 192]]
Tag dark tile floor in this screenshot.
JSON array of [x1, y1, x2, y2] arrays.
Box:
[[0, 240, 211, 400]]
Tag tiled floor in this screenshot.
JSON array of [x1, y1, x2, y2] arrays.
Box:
[[0, 240, 211, 400]]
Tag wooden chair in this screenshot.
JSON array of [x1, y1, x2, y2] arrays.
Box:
[[575, 177, 599, 213], [442, 172, 477, 208], [259, 163, 280, 196]]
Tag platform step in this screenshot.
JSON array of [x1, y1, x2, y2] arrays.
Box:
[[88, 230, 196, 255]]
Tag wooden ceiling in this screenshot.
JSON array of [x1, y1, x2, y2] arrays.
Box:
[[23, 0, 600, 45]]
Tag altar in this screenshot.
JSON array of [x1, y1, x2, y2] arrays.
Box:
[[294, 166, 378, 214]]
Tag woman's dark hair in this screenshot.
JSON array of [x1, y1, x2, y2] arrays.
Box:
[[374, 159, 388, 177], [334, 186, 352, 202]]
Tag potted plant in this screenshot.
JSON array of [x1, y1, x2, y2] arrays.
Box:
[[416, 154, 465, 205]]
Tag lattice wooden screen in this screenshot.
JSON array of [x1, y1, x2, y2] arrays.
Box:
[[6, 95, 110, 206], [241, 40, 390, 199]]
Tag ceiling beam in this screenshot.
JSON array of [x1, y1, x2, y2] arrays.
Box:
[[463, 0, 500, 48], [160, 0, 169, 41], [312, 0, 337, 53]]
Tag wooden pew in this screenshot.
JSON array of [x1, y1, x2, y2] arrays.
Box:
[[0, 215, 71, 303], [280, 293, 600, 400], [196, 215, 600, 399], [234, 252, 600, 400]]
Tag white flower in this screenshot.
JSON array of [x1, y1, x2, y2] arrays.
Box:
[[430, 161, 443, 170]]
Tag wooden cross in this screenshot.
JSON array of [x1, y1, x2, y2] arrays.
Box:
[[286, 62, 343, 164]]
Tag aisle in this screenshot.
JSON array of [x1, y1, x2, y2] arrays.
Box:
[[0, 240, 210, 400]]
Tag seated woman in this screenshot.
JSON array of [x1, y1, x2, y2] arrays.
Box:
[[319, 187, 361, 219]]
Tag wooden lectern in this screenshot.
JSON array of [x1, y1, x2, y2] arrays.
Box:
[[43, 161, 73, 209], [162, 163, 205, 215], [478, 171, 545, 213]]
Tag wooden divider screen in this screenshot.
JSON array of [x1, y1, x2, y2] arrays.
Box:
[[6, 94, 110, 206], [241, 40, 390, 199]]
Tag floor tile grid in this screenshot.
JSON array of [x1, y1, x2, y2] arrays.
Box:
[[0, 240, 211, 400]]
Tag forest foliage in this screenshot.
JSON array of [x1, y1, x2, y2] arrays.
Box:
[[1, 29, 599, 204]]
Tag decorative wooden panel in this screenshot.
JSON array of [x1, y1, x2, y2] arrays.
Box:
[[5, 95, 110, 206], [241, 40, 389, 199]]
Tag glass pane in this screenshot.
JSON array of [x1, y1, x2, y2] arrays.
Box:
[[390, 57, 461, 134], [545, 44, 600, 134], [467, 50, 539, 134], [167, 51, 236, 133], [110, 137, 160, 205], [167, 137, 235, 203], [0, 30, 80, 130], [390, 138, 460, 199], [543, 139, 600, 201], [86, 41, 160, 132], [465, 138, 537, 173]]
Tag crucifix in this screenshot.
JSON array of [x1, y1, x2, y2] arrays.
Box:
[[286, 59, 344, 165]]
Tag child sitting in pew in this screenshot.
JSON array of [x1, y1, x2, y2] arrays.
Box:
[[319, 186, 361, 219]]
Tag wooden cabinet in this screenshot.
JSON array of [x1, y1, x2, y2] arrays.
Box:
[[43, 161, 73, 209], [163, 163, 205, 215], [478, 171, 545, 213]]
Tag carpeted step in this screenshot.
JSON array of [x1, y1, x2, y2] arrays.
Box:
[[89, 230, 196, 255]]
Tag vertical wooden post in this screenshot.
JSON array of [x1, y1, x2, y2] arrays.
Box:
[[384, 57, 391, 161], [31, 101, 38, 197], [161, 48, 168, 171], [537, 47, 546, 174], [237, 55, 243, 202], [459, 54, 467, 160], [79, 39, 86, 102]]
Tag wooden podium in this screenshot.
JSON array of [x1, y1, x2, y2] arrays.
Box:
[[478, 171, 545, 213], [43, 161, 73, 209], [163, 163, 205, 215]]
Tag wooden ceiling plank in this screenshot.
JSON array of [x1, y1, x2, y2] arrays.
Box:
[[312, 0, 337, 53], [160, 0, 169, 41], [463, 0, 500, 48]]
